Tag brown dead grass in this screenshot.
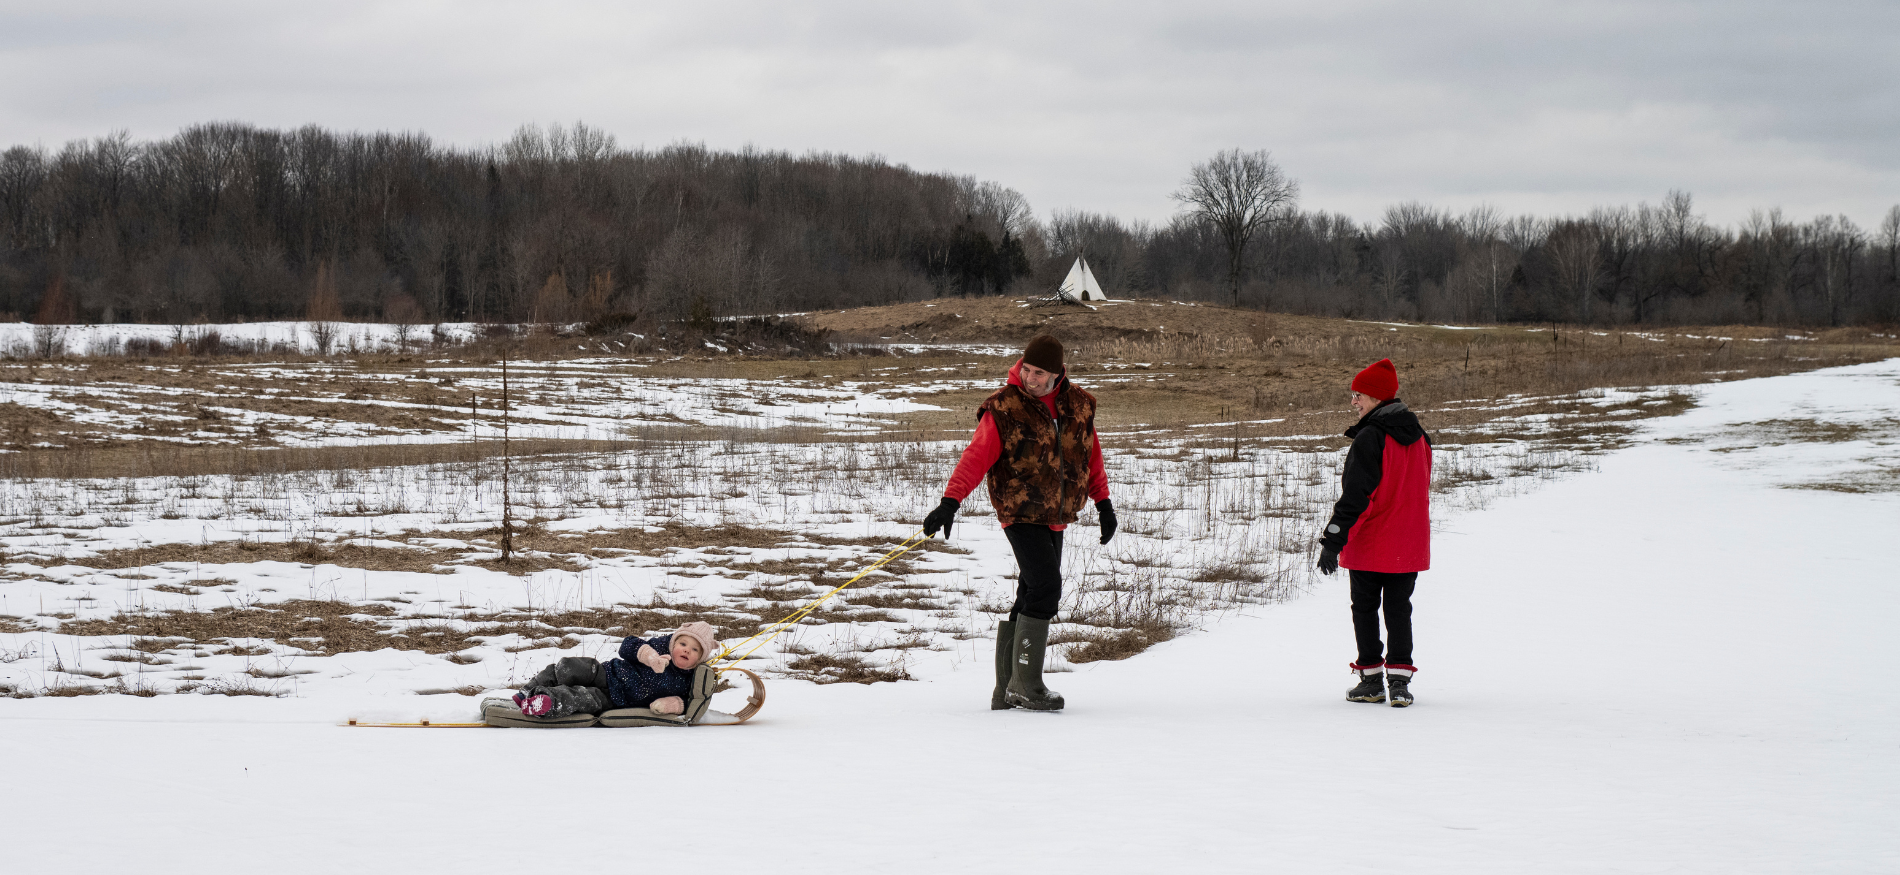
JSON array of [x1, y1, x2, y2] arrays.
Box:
[[0, 438, 639, 481], [55, 599, 762, 657], [1058, 625, 1179, 664], [58, 539, 459, 574], [6, 302, 1889, 476], [783, 652, 911, 684], [807, 298, 1897, 445], [62, 600, 404, 654]]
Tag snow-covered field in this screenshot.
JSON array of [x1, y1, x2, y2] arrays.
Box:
[[1, 359, 1895, 872]]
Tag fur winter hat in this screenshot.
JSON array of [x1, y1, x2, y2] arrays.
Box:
[[670, 621, 719, 666], [1022, 334, 1064, 374], [1351, 358, 1399, 402]]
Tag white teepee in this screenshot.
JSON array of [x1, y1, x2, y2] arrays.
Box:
[[1058, 257, 1109, 302]]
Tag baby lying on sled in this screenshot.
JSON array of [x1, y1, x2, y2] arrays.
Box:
[[514, 621, 719, 719]]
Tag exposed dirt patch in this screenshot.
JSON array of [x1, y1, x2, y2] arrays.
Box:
[[1730, 417, 1900, 446], [54, 599, 761, 656], [1783, 464, 1900, 494], [783, 652, 912, 684], [1057, 625, 1179, 663], [55, 539, 460, 575]]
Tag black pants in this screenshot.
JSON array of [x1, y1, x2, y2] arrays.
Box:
[[522, 656, 612, 716], [1003, 524, 1064, 621], [1350, 570, 1416, 668]]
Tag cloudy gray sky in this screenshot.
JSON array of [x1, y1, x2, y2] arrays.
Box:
[[3, 1, 1896, 230]]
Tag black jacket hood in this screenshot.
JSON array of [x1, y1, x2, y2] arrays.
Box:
[[1345, 398, 1428, 446]]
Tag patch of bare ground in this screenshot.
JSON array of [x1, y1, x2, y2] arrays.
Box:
[[836, 588, 944, 611], [56, 539, 461, 575], [1053, 622, 1181, 664], [54, 600, 758, 656], [5, 304, 1889, 472], [812, 299, 1896, 444], [783, 652, 911, 684], [1785, 470, 1900, 494], [0, 438, 638, 481], [0, 615, 36, 633], [469, 521, 804, 556], [1729, 417, 1900, 446], [62, 600, 404, 654]]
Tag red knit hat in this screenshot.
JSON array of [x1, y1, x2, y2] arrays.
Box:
[[1351, 359, 1399, 401]]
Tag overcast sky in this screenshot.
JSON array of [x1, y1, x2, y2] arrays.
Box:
[[3, 1, 1895, 230]]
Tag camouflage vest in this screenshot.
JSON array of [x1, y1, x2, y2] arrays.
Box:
[[978, 380, 1098, 527]]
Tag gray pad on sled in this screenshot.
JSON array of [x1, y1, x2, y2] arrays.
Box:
[[598, 664, 717, 728], [480, 698, 598, 729]]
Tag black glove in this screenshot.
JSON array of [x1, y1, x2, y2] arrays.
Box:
[[1096, 499, 1117, 545], [1317, 545, 1340, 576], [923, 497, 960, 538]]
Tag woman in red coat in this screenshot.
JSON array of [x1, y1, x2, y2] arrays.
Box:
[[1318, 358, 1431, 708]]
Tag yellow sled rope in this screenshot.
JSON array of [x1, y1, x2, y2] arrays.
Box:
[[709, 529, 928, 673]]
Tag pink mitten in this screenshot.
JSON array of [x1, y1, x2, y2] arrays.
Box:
[[635, 644, 669, 673], [650, 696, 683, 715]]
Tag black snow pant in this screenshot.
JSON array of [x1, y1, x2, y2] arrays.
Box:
[[521, 656, 613, 717], [1003, 524, 1064, 621], [1350, 570, 1417, 668]]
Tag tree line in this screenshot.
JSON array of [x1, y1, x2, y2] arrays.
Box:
[[1, 124, 1894, 328]]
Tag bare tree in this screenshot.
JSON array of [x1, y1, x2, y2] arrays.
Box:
[[1879, 206, 1900, 289], [1547, 221, 1604, 323], [1807, 215, 1864, 326], [1173, 149, 1299, 307], [1457, 205, 1504, 321]]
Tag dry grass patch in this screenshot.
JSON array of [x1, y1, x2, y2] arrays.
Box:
[[61, 600, 405, 654], [1784, 465, 1900, 494], [0, 438, 639, 480], [60, 539, 456, 574], [1057, 625, 1179, 664], [1733, 417, 1900, 446], [784, 652, 911, 684], [838, 589, 943, 611]]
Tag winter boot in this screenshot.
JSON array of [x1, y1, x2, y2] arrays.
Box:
[[1387, 674, 1413, 708], [1004, 616, 1064, 711], [991, 619, 1017, 710], [527, 685, 610, 719], [518, 692, 552, 716], [1346, 667, 1386, 704]]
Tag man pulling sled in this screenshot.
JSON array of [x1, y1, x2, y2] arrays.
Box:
[[923, 334, 1115, 712]]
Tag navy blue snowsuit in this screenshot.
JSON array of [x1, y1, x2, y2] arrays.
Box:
[[602, 634, 697, 709]]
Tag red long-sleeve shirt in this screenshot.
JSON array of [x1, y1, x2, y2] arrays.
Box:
[[943, 364, 1108, 530]]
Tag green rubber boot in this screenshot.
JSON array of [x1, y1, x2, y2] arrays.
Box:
[[991, 619, 1017, 710], [1004, 616, 1065, 711]]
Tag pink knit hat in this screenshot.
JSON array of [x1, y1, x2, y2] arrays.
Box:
[[671, 621, 719, 667]]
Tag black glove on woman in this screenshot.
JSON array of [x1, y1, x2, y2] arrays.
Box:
[[1317, 545, 1340, 575], [923, 497, 960, 538], [1096, 499, 1117, 545]]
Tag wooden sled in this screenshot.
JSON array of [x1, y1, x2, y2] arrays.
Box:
[[477, 664, 765, 729]]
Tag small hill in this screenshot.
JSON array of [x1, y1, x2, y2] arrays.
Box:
[[805, 297, 1399, 347]]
